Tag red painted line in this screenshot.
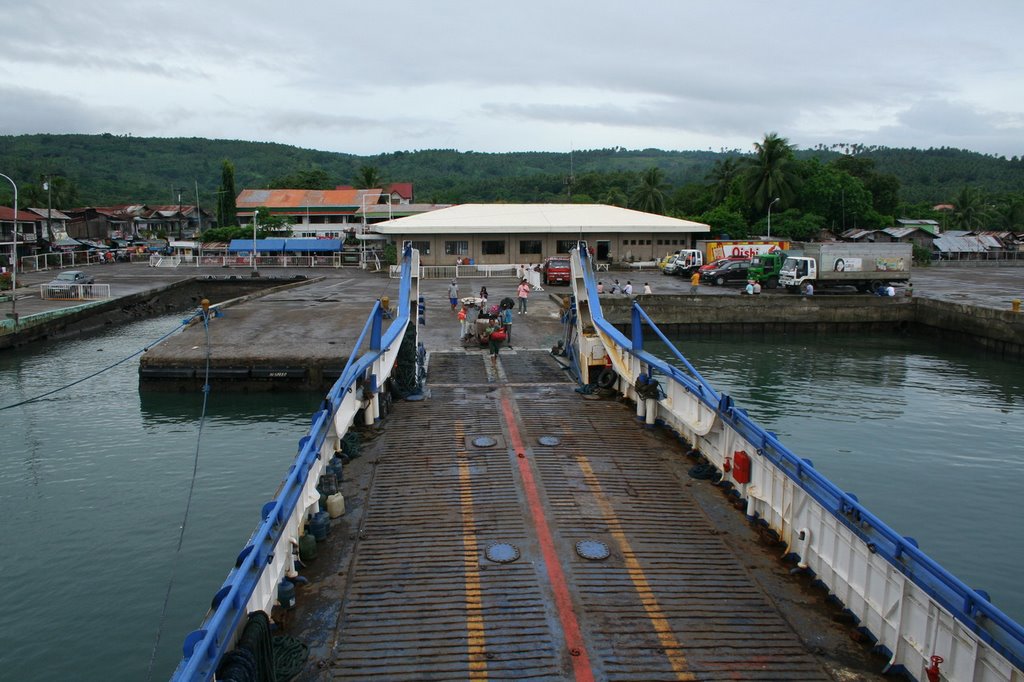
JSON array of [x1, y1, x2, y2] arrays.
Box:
[[499, 392, 595, 682]]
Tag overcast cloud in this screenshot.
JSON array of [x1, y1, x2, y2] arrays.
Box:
[[1, 0, 1022, 157]]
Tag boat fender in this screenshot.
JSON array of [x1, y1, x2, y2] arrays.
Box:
[[596, 368, 617, 389]]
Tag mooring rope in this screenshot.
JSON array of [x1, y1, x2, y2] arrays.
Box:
[[0, 316, 194, 411]]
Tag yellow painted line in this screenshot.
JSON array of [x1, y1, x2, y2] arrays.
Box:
[[576, 456, 696, 681], [456, 420, 489, 679]]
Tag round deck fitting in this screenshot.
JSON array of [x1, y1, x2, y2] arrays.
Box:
[[472, 436, 498, 448], [576, 540, 610, 561], [485, 542, 520, 564], [538, 436, 560, 446]]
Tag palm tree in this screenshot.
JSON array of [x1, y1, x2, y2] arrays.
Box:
[[997, 199, 1024, 231], [354, 165, 384, 189], [742, 132, 800, 214], [601, 187, 628, 207], [951, 186, 992, 230], [706, 157, 741, 205], [630, 167, 668, 215]]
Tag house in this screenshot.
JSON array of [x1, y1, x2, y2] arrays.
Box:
[[1, 206, 42, 267], [24, 207, 72, 241], [235, 185, 443, 240], [386, 183, 414, 204], [895, 218, 941, 235], [371, 203, 710, 266]]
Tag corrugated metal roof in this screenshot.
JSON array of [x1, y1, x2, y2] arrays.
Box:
[[372, 203, 710, 235], [236, 188, 384, 210], [840, 228, 876, 240], [25, 207, 73, 220], [882, 227, 924, 238], [933, 236, 989, 253]]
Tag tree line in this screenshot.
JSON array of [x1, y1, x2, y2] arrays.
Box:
[[1, 133, 1022, 238]]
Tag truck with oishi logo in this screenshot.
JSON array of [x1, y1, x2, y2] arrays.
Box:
[[779, 242, 912, 293]]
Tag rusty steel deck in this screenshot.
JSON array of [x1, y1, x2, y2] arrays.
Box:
[[290, 350, 881, 681]]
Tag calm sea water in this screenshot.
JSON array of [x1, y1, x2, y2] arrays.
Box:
[[650, 332, 1024, 624], [0, 314, 320, 681], [2, 319, 1022, 680]]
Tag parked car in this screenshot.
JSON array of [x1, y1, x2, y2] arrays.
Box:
[[541, 257, 571, 285], [46, 270, 94, 296], [698, 256, 746, 274], [662, 256, 687, 275], [700, 259, 751, 286]]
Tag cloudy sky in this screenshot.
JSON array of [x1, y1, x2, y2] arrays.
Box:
[[2, 0, 1022, 158]]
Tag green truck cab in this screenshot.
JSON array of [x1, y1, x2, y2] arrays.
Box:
[[746, 252, 786, 289]]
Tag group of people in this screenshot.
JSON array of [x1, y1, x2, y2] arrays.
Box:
[[595, 280, 651, 296], [743, 280, 763, 295], [449, 278, 532, 364]]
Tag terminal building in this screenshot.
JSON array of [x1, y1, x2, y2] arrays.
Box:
[[371, 203, 710, 266]]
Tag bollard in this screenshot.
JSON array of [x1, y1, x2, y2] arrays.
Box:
[[1013, 299, 1021, 313]]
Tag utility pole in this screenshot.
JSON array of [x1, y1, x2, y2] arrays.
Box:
[[194, 180, 202, 236], [172, 187, 185, 239], [44, 176, 53, 245]]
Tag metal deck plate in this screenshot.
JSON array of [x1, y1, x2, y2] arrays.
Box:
[[314, 351, 862, 680]]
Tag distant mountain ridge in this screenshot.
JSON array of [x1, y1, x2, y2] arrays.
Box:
[[0, 133, 1021, 208]]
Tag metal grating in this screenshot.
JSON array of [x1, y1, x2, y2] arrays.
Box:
[[318, 351, 863, 680], [499, 350, 574, 384], [427, 350, 491, 386]]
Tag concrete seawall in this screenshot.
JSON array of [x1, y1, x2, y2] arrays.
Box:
[[595, 294, 1024, 357]]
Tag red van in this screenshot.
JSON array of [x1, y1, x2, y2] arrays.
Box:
[[541, 257, 572, 285]]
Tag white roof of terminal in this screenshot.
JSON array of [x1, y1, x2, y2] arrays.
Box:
[[371, 203, 710, 235]]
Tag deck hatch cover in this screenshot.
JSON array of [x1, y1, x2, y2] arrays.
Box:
[[484, 543, 521, 564], [576, 540, 610, 561], [538, 436, 561, 446]]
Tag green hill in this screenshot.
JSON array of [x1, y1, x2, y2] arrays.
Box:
[[1, 133, 1022, 210]]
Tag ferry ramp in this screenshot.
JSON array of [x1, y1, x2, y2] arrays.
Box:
[[291, 349, 882, 681]]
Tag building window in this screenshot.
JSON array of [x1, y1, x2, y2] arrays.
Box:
[[444, 240, 469, 256], [519, 239, 542, 255], [410, 240, 431, 255], [556, 239, 578, 253], [481, 240, 505, 255]]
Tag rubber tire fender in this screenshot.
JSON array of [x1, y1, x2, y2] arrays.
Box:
[[596, 367, 617, 389]]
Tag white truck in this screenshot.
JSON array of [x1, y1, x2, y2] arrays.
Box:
[[779, 242, 912, 293]]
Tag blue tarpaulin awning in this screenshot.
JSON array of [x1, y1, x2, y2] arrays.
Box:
[[228, 238, 342, 253], [285, 239, 342, 252]]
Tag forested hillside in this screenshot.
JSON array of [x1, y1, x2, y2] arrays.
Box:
[[1, 133, 1022, 238]]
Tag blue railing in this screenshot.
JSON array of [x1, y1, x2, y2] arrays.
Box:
[[170, 244, 414, 681], [574, 246, 1024, 671]]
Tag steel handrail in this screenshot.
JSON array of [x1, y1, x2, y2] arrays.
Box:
[[573, 244, 1024, 669], [171, 244, 414, 681]]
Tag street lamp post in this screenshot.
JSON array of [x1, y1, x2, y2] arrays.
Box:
[[252, 209, 259, 276], [767, 197, 780, 239], [1, 172, 19, 320]]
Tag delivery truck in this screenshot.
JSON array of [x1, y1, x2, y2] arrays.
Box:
[[778, 242, 912, 293]]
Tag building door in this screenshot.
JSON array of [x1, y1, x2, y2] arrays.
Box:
[[596, 240, 610, 261]]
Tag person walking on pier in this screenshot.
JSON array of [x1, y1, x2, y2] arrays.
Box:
[[517, 279, 530, 314], [448, 280, 459, 310], [690, 270, 700, 295], [501, 304, 514, 347], [484, 318, 503, 365], [458, 304, 468, 339]]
